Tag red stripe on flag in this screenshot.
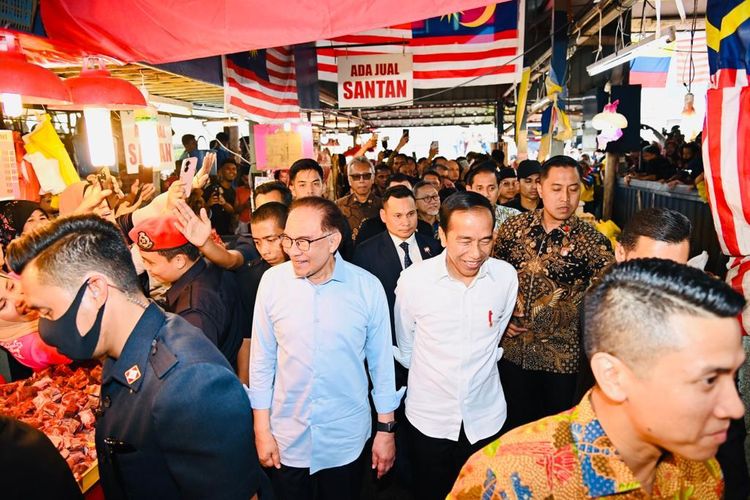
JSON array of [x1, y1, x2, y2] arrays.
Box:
[[629, 71, 669, 88], [729, 257, 750, 334], [331, 34, 405, 44], [409, 31, 517, 46], [317, 62, 337, 74], [227, 60, 296, 94], [317, 48, 393, 58], [266, 67, 296, 82], [414, 65, 516, 79], [413, 46, 516, 62], [738, 88, 750, 225], [228, 96, 300, 120], [226, 77, 299, 106], [705, 88, 740, 255], [266, 52, 293, 68]]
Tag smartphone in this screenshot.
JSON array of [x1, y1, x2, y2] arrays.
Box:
[[179, 157, 198, 197], [402, 129, 409, 138], [97, 168, 119, 210], [430, 140, 439, 151]]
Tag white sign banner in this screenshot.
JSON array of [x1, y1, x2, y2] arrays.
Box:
[[337, 54, 413, 108], [121, 111, 175, 173]]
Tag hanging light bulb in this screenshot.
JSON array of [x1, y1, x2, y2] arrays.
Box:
[[135, 107, 160, 168], [1, 93, 23, 117], [84, 108, 116, 167], [681, 92, 696, 117]]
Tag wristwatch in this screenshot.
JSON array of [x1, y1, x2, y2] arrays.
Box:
[[376, 420, 398, 433]]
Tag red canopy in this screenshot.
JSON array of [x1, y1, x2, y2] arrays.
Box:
[[41, 0, 497, 64]]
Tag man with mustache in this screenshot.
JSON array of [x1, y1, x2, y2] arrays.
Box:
[[493, 155, 614, 431]]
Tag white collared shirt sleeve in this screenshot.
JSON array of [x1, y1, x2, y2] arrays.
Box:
[[393, 274, 416, 369], [365, 281, 404, 413], [247, 274, 277, 409]]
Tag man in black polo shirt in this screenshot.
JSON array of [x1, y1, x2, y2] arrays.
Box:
[[235, 201, 289, 385], [130, 216, 245, 368], [503, 160, 543, 213]]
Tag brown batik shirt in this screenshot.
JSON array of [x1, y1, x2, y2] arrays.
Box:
[[335, 192, 382, 241], [493, 210, 614, 374]]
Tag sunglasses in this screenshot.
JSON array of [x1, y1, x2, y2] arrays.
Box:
[[349, 173, 372, 181]]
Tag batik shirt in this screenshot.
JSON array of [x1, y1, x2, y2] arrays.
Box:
[[335, 192, 382, 241], [493, 210, 613, 374], [449, 391, 724, 499]]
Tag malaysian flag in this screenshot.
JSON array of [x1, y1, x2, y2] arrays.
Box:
[[673, 31, 710, 86], [224, 48, 301, 123], [702, 0, 750, 332], [316, 0, 523, 89]]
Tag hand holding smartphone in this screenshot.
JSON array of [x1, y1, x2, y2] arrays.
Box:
[[179, 158, 198, 198]]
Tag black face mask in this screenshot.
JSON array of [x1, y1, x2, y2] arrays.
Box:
[[39, 279, 106, 361]]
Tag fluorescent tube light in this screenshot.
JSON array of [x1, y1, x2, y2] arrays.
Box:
[[586, 26, 676, 76]]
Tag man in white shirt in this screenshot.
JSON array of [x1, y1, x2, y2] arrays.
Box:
[[394, 191, 518, 500]]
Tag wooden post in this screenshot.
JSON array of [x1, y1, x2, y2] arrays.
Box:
[[602, 152, 619, 221]]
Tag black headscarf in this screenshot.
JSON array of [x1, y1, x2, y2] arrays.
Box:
[[0, 200, 45, 248]]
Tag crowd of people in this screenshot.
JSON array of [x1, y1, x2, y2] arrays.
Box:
[[0, 134, 747, 500]]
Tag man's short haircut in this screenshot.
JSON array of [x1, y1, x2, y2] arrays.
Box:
[[540, 155, 582, 180], [422, 169, 441, 180], [642, 144, 661, 156], [348, 156, 374, 175], [375, 163, 391, 174], [388, 173, 413, 188], [6, 215, 141, 293], [289, 158, 324, 183], [158, 242, 201, 262], [491, 149, 505, 165], [413, 181, 436, 196], [432, 156, 448, 167], [584, 258, 745, 370], [439, 191, 495, 232], [215, 131, 229, 143], [181, 134, 195, 147], [219, 160, 237, 170], [465, 161, 499, 187], [682, 142, 700, 155], [382, 185, 416, 206], [251, 201, 289, 229], [253, 181, 292, 206], [393, 153, 408, 162], [618, 208, 692, 251], [289, 197, 347, 238]]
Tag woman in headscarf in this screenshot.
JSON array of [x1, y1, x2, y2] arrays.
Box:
[[0, 201, 50, 249], [0, 273, 69, 376]]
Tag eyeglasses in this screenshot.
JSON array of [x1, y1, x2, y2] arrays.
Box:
[[416, 194, 440, 202], [349, 173, 372, 181], [280, 233, 332, 251]]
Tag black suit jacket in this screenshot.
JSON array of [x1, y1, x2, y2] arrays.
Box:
[[354, 217, 434, 247], [352, 231, 443, 344]]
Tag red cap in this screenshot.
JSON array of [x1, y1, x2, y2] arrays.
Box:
[[129, 216, 188, 252]]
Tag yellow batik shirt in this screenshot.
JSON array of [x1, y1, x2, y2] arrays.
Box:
[[448, 391, 724, 499]]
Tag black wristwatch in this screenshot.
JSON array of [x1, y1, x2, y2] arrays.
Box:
[[376, 420, 398, 433]]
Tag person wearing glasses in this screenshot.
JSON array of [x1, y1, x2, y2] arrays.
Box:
[[336, 156, 383, 242], [129, 215, 246, 369], [249, 197, 402, 499], [414, 181, 441, 239]]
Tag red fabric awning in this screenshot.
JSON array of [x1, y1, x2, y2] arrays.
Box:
[[40, 0, 498, 64]]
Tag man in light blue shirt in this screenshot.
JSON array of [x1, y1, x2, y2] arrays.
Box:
[[249, 196, 402, 500]]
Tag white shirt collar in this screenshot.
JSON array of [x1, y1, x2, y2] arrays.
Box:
[[389, 231, 418, 248]]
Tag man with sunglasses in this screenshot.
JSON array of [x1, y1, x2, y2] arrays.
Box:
[[249, 197, 401, 500], [336, 156, 383, 242]]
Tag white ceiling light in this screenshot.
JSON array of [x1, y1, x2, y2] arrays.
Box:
[[586, 26, 676, 76]]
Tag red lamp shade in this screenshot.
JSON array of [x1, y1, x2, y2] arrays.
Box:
[[60, 57, 146, 110], [0, 34, 71, 104]]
